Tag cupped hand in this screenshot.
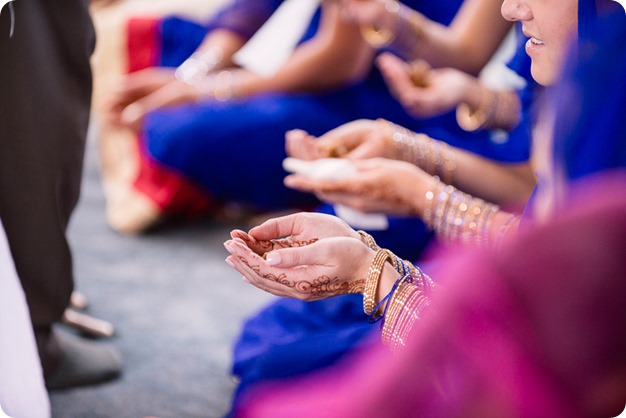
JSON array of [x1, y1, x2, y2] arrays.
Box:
[[377, 53, 475, 118], [284, 158, 434, 216], [224, 235, 374, 300], [229, 212, 362, 257], [314, 119, 394, 160]]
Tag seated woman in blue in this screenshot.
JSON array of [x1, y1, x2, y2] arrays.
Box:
[[102, 0, 530, 235]]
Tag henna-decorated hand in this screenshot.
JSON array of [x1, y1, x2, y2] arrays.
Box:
[[229, 212, 362, 257], [284, 158, 434, 217], [224, 236, 374, 301]]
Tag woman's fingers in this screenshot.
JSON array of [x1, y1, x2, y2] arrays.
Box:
[[230, 229, 275, 255], [285, 129, 321, 160]]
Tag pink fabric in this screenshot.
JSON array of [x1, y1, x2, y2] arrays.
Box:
[[237, 174, 626, 418]]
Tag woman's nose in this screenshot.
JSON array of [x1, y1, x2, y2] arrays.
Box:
[[501, 0, 533, 22]]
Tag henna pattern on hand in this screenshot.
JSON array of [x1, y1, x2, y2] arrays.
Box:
[[238, 253, 365, 299], [264, 272, 292, 287], [273, 237, 319, 248], [295, 276, 365, 297], [238, 256, 261, 275]]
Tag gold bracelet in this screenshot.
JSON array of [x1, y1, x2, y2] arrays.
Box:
[[357, 230, 380, 251], [381, 280, 414, 346], [456, 88, 497, 132], [363, 249, 394, 315], [360, 0, 400, 48]]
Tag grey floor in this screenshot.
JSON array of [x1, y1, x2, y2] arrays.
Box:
[[49, 129, 275, 418]]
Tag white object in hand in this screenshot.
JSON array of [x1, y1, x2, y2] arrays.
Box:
[[283, 157, 358, 180], [283, 158, 389, 230]]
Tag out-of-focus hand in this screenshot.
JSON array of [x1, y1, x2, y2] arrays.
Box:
[[284, 158, 433, 216], [229, 212, 362, 256], [292, 119, 393, 161], [114, 81, 206, 131], [104, 68, 177, 125], [377, 52, 475, 118], [285, 129, 324, 161], [224, 235, 373, 300]]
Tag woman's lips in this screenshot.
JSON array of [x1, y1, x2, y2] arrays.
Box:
[[526, 36, 545, 55]]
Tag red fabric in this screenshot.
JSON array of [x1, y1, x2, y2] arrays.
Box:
[[126, 18, 212, 216]]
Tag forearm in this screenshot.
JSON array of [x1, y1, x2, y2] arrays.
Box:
[[448, 149, 535, 206], [234, 3, 374, 96], [380, 121, 535, 206], [365, 0, 512, 75]]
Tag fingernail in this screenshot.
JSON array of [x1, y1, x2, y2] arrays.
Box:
[[266, 252, 281, 266], [242, 276, 251, 284], [225, 257, 235, 267], [223, 241, 234, 253]]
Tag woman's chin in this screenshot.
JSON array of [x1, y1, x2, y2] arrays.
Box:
[[530, 64, 557, 87]]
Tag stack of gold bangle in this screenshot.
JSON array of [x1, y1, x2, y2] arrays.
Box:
[[363, 249, 394, 316], [381, 282, 431, 352], [381, 265, 434, 352], [380, 120, 457, 184], [424, 180, 500, 247], [358, 233, 436, 352]]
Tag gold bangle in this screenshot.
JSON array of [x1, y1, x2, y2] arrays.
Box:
[[456, 88, 497, 132], [363, 249, 394, 315], [357, 230, 380, 251], [360, 0, 400, 48]]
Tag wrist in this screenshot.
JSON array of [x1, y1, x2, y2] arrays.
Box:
[[175, 47, 224, 85]]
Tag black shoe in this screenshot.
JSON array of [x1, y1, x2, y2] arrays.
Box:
[[45, 329, 122, 391]]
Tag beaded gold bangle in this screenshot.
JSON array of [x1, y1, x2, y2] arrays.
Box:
[[357, 230, 380, 252], [423, 183, 502, 248], [381, 280, 415, 345], [389, 289, 430, 352], [422, 176, 440, 225], [363, 249, 394, 315], [384, 121, 457, 183]]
